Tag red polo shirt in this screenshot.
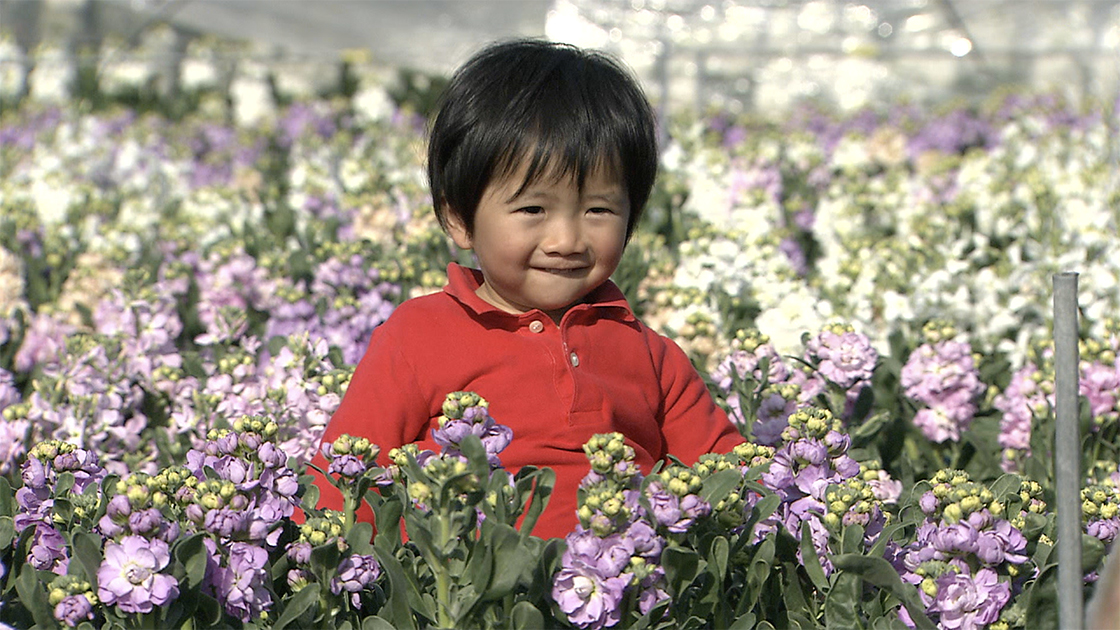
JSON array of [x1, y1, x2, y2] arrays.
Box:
[[309, 263, 744, 539]]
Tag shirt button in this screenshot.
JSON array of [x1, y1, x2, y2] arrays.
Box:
[[529, 320, 544, 333], [569, 352, 579, 367]]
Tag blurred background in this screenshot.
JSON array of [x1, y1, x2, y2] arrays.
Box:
[[2, 0, 1118, 119]]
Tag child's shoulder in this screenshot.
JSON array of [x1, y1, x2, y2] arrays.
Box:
[[382, 289, 457, 325]]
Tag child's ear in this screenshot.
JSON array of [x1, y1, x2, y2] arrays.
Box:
[[444, 206, 473, 250]]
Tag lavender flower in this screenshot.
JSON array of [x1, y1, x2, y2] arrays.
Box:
[[97, 536, 179, 614], [53, 595, 95, 627], [330, 554, 382, 607], [212, 542, 272, 622], [551, 562, 629, 630], [804, 323, 878, 390], [431, 391, 513, 467], [927, 567, 1011, 630], [901, 338, 985, 443], [29, 524, 69, 574], [48, 575, 98, 627]]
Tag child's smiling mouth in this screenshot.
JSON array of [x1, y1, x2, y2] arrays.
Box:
[[535, 266, 589, 276]]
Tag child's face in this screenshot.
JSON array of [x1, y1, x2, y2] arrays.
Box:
[[447, 160, 629, 322]]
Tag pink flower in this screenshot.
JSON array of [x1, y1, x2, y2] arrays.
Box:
[[97, 536, 179, 614], [552, 563, 629, 629]]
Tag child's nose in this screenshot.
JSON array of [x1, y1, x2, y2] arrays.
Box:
[[542, 218, 585, 254]]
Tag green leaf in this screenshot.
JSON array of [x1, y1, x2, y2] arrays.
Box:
[[372, 543, 422, 629], [0, 516, 15, 551], [1082, 532, 1107, 573], [309, 540, 342, 585], [727, 612, 756, 630], [988, 473, 1023, 501], [273, 582, 320, 630], [375, 495, 404, 548], [701, 469, 742, 505], [518, 467, 555, 540], [799, 521, 829, 593], [709, 535, 730, 583], [663, 546, 701, 595], [851, 411, 891, 446], [744, 535, 776, 609], [174, 533, 209, 590], [510, 600, 545, 630], [481, 522, 524, 600], [347, 522, 375, 556], [15, 563, 52, 629], [71, 529, 103, 584], [1025, 563, 1059, 629], [0, 477, 12, 518], [361, 616, 398, 630], [840, 523, 864, 555], [824, 571, 863, 629], [831, 554, 935, 630]]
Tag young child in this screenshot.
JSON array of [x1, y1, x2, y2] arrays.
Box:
[[311, 38, 744, 539]]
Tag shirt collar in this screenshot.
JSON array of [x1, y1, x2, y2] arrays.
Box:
[[443, 262, 636, 323]]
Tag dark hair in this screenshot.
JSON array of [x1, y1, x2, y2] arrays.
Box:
[[427, 38, 658, 241]]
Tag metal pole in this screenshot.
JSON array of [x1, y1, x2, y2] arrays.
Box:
[[1054, 272, 1082, 630]]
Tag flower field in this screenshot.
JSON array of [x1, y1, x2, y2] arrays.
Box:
[[1, 57, 1119, 628]]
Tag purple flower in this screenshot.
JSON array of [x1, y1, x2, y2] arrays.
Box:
[[214, 543, 272, 622], [204, 508, 248, 539], [286, 541, 312, 565], [623, 520, 664, 559], [98, 536, 179, 614], [29, 524, 68, 574], [328, 453, 367, 479], [54, 594, 95, 627], [127, 508, 166, 537], [805, 328, 878, 389], [929, 567, 1010, 630], [552, 563, 629, 629], [331, 554, 382, 607]]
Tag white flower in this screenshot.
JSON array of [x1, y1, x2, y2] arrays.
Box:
[[352, 85, 395, 123], [27, 45, 74, 103], [230, 62, 274, 128]]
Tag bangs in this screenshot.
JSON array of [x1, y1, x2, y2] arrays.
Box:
[[491, 141, 624, 202]]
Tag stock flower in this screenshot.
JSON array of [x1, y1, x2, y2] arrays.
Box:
[[927, 567, 1010, 630], [97, 536, 179, 614], [901, 339, 985, 443], [53, 594, 95, 627], [29, 524, 68, 573], [330, 554, 382, 607], [804, 325, 878, 389], [213, 542, 272, 622], [551, 563, 629, 630]]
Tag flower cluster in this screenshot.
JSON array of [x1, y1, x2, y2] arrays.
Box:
[[900, 322, 986, 443], [758, 406, 876, 573], [431, 390, 512, 468], [48, 575, 97, 627], [265, 241, 401, 366], [15, 441, 106, 573], [554, 433, 670, 629], [802, 323, 878, 415], [890, 469, 1032, 630], [283, 509, 385, 609], [711, 329, 801, 443]]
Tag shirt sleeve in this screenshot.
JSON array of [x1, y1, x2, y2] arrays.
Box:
[[306, 317, 429, 520], [649, 330, 746, 464]]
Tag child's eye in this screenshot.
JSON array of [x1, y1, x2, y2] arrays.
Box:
[[516, 206, 544, 215], [588, 207, 614, 215]]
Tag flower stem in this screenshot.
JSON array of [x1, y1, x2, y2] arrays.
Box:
[[435, 506, 454, 629]]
